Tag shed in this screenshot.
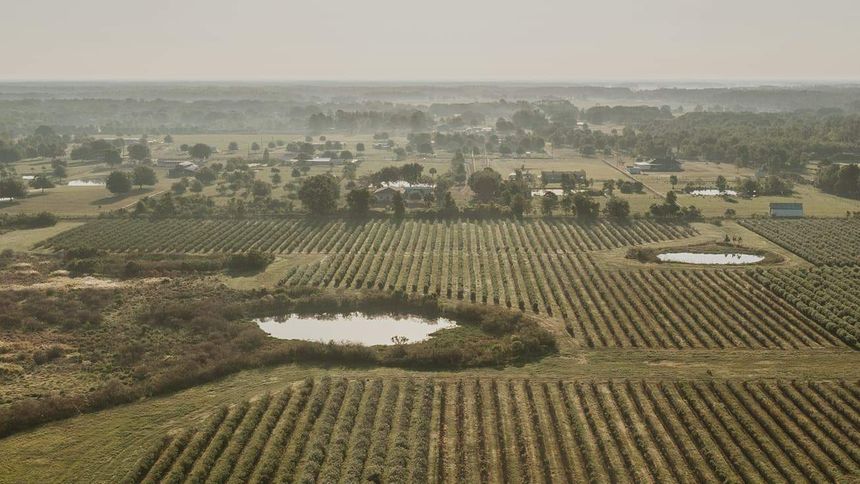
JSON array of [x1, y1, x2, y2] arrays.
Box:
[[769, 202, 803, 218]]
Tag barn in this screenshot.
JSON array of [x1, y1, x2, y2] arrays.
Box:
[[769, 202, 803, 218]]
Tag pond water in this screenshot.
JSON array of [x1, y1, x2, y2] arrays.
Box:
[[689, 189, 738, 196], [67, 179, 104, 187], [255, 312, 458, 346], [657, 252, 764, 265]]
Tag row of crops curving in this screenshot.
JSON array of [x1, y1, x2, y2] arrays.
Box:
[[284, 251, 843, 350], [739, 219, 860, 266], [125, 377, 860, 484], [40, 218, 696, 254]]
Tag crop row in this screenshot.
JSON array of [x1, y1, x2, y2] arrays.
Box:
[[739, 219, 860, 265], [284, 250, 842, 350], [125, 377, 860, 484], [752, 266, 860, 346], [40, 218, 696, 254]]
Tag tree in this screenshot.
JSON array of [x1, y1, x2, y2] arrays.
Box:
[[669, 175, 678, 190], [228, 141, 239, 151], [106, 171, 132, 195], [190, 179, 204, 193], [715, 175, 728, 192], [195, 167, 217, 185], [400, 163, 424, 183], [189, 143, 212, 160], [297, 174, 340, 214], [0, 178, 27, 198], [29, 175, 55, 193], [429, 167, 437, 178], [346, 188, 372, 216], [572, 193, 600, 221], [132, 165, 157, 189], [105, 149, 122, 166], [468, 167, 502, 202], [163, 134, 174, 144], [510, 194, 528, 219], [450, 151, 467, 183], [263, 149, 270, 162], [604, 197, 630, 220], [179, 144, 189, 152], [342, 163, 357, 181], [52, 164, 67, 178], [251, 142, 260, 152], [267, 141, 276, 149], [271, 173, 282, 185], [171, 179, 187, 194], [392, 191, 405, 219], [127, 143, 150, 163], [252, 180, 272, 198], [356, 142, 365, 152], [339, 150, 353, 160], [541, 192, 558, 215]]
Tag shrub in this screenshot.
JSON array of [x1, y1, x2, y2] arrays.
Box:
[[225, 250, 274, 272]]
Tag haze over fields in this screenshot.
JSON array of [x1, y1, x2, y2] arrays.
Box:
[[3, 0, 860, 81]]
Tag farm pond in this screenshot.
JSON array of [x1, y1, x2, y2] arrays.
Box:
[[67, 179, 104, 187], [255, 312, 458, 346], [657, 252, 765, 265], [688, 189, 738, 196]]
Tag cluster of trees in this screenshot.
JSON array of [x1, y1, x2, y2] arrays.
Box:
[[649, 191, 701, 221], [465, 166, 612, 221], [0, 211, 57, 230], [736, 175, 794, 197], [0, 178, 27, 199], [105, 166, 158, 194], [308, 110, 432, 133], [582, 105, 673, 124], [0, 126, 68, 162], [631, 112, 860, 171], [817, 162, 859, 199], [362, 163, 425, 185]]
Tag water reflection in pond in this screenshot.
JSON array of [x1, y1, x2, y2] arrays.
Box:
[[657, 252, 764, 265], [255, 312, 458, 346], [67, 179, 104, 187], [689, 189, 738, 196]]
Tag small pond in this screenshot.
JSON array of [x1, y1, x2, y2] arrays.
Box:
[[657, 252, 764, 265], [255, 312, 458, 346], [67, 179, 104, 187], [689, 189, 738, 197]]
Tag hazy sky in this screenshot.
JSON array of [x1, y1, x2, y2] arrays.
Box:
[[3, 0, 859, 81]]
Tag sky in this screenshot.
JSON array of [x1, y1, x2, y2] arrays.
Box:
[[2, 0, 859, 81]]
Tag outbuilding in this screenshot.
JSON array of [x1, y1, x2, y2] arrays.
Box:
[[769, 202, 803, 218]]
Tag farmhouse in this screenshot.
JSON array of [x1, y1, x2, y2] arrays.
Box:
[[157, 158, 190, 168], [373, 181, 435, 204], [168, 161, 200, 177], [633, 157, 683, 172], [541, 170, 586, 185], [769, 202, 804, 218]]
